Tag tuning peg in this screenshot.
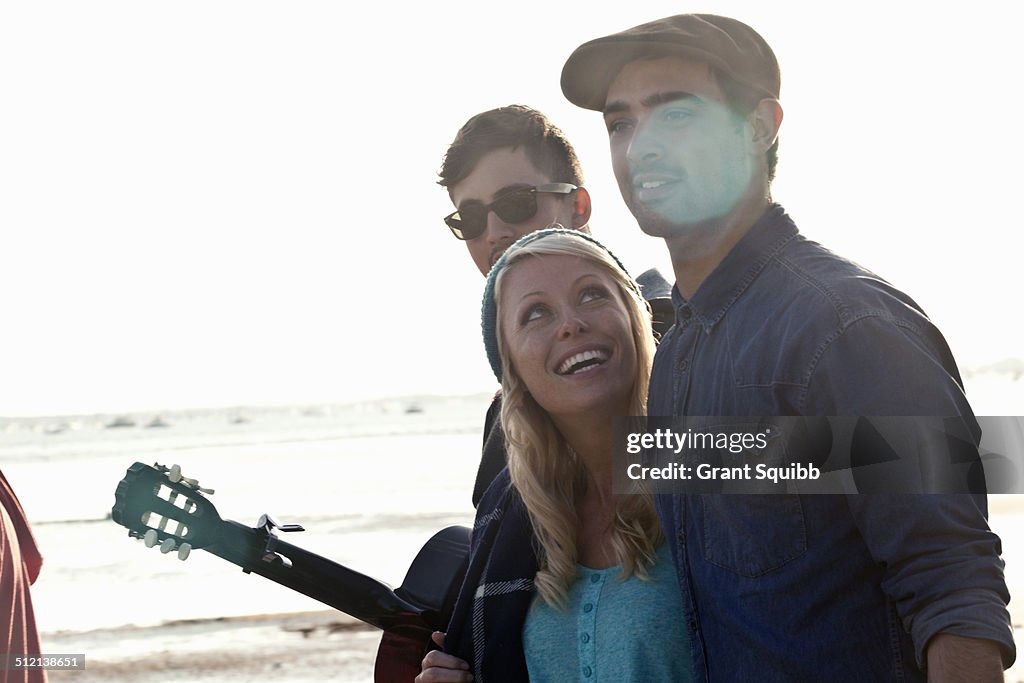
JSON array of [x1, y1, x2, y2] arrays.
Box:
[[177, 543, 192, 561], [160, 538, 177, 554], [169, 465, 215, 495], [144, 529, 158, 548]]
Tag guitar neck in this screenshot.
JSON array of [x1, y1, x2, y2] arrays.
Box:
[[207, 520, 434, 638], [110, 460, 468, 655]]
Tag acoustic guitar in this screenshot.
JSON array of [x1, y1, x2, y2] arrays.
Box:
[[111, 461, 470, 682]]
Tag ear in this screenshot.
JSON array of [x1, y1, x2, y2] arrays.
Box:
[[749, 98, 783, 153], [571, 186, 592, 229]]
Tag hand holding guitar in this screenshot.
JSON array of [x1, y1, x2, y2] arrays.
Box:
[[416, 632, 473, 683]]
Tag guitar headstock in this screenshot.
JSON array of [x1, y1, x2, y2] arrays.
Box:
[[111, 462, 223, 560]]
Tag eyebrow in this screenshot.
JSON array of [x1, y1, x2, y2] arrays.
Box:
[[459, 183, 533, 209], [513, 273, 601, 304], [603, 90, 699, 117], [493, 183, 533, 199]]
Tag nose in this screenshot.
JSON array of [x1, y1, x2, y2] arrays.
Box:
[[626, 118, 663, 167], [557, 315, 589, 340], [484, 210, 516, 246]]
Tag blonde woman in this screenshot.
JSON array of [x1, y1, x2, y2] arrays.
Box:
[[418, 230, 690, 682]]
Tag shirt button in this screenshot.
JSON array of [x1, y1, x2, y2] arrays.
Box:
[[581, 632, 591, 644], [679, 306, 692, 321], [677, 358, 689, 372], [590, 574, 601, 584], [583, 666, 593, 677], [583, 603, 594, 613], [689, 620, 698, 631]]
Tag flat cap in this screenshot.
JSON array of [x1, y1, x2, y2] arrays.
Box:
[[561, 14, 780, 111]]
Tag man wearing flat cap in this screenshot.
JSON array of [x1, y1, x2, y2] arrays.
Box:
[[562, 14, 1014, 682]]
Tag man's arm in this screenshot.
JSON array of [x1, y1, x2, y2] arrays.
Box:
[[808, 315, 1015, 669], [926, 633, 1004, 682]]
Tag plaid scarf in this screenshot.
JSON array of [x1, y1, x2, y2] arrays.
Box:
[[444, 467, 538, 682]]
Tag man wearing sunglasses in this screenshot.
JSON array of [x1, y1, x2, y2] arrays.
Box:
[[438, 105, 592, 507], [439, 105, 592, 277], [438, 105, 672, 506]]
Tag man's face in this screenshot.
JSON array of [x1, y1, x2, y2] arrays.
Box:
[[603, 57, 757, 237], [450, 147, 578, 275]]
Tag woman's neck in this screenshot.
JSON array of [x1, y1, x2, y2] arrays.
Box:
[[556, 416, 615, 501]]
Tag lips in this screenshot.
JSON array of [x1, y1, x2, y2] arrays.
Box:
[[555, 347, 610, 376], [632, 173, 681, 204]]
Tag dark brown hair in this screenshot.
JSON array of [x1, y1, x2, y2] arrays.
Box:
[[438, 105, 584, 192]]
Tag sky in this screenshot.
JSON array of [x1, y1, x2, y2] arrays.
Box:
[[1, 1, 1022, 417]]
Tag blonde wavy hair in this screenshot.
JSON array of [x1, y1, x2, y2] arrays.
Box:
[[493, 232, 661, 609]]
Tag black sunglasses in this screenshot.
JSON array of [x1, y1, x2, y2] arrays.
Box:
[[444, 183, 578, 240]]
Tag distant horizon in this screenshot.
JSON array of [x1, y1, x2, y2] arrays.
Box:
[[0, 390, 499, 422], [2, 360, 1022, 420]]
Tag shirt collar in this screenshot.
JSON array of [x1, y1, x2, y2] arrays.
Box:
[[672, 204, 799, 332]]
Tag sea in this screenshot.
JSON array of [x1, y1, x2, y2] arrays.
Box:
[[3, 373, 1024, 681], [0, 395, 488, 638]]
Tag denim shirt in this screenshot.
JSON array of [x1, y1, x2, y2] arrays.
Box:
[[650, 205, 1014, 681]]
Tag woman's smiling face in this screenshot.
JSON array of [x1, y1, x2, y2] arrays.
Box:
[[499, 253, 637, 423]]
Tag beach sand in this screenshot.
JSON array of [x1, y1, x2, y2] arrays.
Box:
[[43, 612, 380, 683]]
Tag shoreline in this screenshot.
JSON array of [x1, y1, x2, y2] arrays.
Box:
[[43, 611, 382, 682]]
